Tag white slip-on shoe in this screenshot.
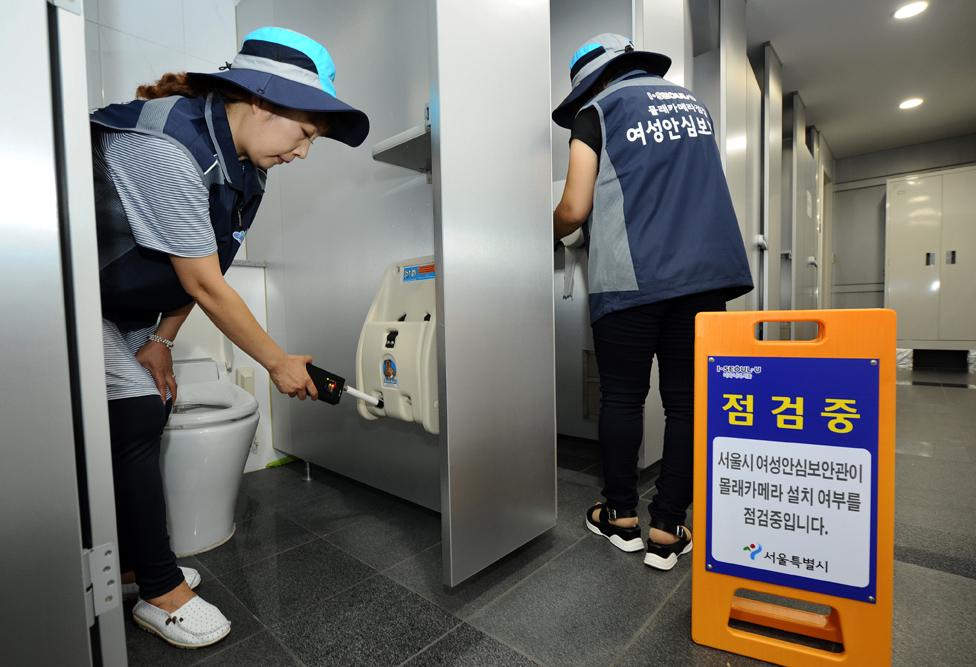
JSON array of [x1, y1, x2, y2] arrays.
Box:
[[132, 595, 231, 649], [121, 566, 201, 599]]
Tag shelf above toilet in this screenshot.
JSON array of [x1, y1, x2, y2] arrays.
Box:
[[371, 123, 431, 174]]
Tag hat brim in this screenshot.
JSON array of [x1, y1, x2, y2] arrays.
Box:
[[551, 51, 671, 129], [189, 69, 370, 147]]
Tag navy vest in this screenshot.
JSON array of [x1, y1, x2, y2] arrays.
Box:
[[581, 75, 753, 322], [90, 94, 265, 328]]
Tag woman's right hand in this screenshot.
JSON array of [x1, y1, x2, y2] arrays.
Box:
[[269, 354, 318, 400]]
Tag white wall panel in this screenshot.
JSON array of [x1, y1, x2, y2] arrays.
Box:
[[99, 0, 185, 51]]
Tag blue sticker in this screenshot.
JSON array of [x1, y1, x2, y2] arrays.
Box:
[[402, 263, 436, 282], [233, 230, 246, 244], [705, 356, 879, 603]]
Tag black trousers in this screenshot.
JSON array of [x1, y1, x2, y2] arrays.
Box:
[[107, 396, 183, 600], [591, 290, 726, 528]]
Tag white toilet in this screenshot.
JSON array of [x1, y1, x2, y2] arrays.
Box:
[[160, 358, 259, 556]]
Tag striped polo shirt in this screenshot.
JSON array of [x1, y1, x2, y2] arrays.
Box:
[[95, 130, 218, 401]]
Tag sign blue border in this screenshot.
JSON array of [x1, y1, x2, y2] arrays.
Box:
[[705, 356, 879, 602]]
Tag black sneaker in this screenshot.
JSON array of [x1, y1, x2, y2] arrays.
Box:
[[643, 522, 692, 570], [584, 503, 644, 552]]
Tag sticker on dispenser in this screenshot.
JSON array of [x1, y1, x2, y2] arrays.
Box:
[[402, 263, 436, 282], [382, 356, 399, 387]]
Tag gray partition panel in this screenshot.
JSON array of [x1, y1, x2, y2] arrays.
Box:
[[762, 44, 783, 320], [550, 0, 630, 443], [431, 0, 556, 586], [791, 94, 820, 332], [0, 2, 95, 663], [245, 0, 442, 510]]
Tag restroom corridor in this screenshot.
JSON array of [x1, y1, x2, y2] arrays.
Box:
[[122, 368, 976, 666]]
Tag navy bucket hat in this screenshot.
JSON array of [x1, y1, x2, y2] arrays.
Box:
[[552, 33, 671, 129], [189, 27, 369, 147]]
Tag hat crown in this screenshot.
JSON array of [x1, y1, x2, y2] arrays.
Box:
[[238, 26, 337, 97], [569, 33, 635, 88]]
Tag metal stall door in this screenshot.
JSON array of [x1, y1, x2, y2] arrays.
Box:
[[246, 0, 442, 511], [432, 0, 556, 586], [761, 45, 784, 329], [938, 167, 976, 341], [790, 95, 820, 338], [0, 1, 125, 663]]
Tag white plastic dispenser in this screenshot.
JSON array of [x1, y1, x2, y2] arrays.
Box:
[[356, 255, 439, 434]]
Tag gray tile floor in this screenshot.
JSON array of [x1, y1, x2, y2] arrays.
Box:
[[125, 369, 976, 666]]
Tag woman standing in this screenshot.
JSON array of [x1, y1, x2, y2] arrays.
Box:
[[552, 34, 753, 571], [92, 27, 368, 648]]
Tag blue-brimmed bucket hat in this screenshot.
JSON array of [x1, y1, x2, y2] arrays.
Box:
[[552, 33, 670, 129], [189, 27, 369, 147]]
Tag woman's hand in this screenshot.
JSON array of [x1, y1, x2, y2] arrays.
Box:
[[136, 340, 177, 403], [269, 354, 318, 400]]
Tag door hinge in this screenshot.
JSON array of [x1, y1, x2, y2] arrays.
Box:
[[82, 542, 122, 628]]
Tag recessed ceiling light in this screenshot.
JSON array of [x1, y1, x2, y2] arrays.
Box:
[[899, 97, 924, 110], [894, 2, 929, 20]]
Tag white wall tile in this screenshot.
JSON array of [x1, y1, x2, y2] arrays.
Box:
[[172, 266, 280, 473], [245, 166, 283, 263], [84, 20, 103, 109], [184, 55, 223, 77], [83, 0, 99, 23], [225, 266, 279, 472], [235, 0, 277, 41], [90, 0, 278, 470], [172, 307, 224, 363], [99, 0, 184, 51], [183, 0, 238, 67], [98, 26, 186, 104]]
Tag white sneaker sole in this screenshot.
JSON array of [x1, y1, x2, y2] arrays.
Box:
[[585, 519, 645, 552], [132, 614, 230, 649], [643, 540, 693, 570]]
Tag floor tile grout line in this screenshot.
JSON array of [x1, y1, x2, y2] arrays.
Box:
[[199, 572, 275, 662], [377, 541, 442, 576], [206, 530, 321, 580], [194, 612, 308, 667], [263, 571, 386, 629], [466, 532, 588, 622], [469, 626, 549, 666], [319, 529, 440, 574], [185, 634, 253, 667], [394, 619, 465, 667], [371, 564, 466, 621], [374, 532, 590, 649], [192, 625, 303, 667], [318, 532, 394, 571], [213, 535, 385, 628], [893, 550, 976, 582], [268, 627, 311, 667], [395, 618, 543, 667], [609, 569, 691, 667]]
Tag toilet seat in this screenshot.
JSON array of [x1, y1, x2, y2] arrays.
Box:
[[165, 381, 258, 429]]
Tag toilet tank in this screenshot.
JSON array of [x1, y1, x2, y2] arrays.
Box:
[[173, 358, 222, 385], [355, 256, 439, 434]]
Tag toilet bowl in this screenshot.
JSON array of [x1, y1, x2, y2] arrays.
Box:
[[160, 359, 259, 556]]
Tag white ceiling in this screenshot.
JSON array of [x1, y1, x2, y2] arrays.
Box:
[[746, 0, 976, 158]]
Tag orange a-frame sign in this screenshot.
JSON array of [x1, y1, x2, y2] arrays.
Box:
[[692, 309, 895, 666]]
